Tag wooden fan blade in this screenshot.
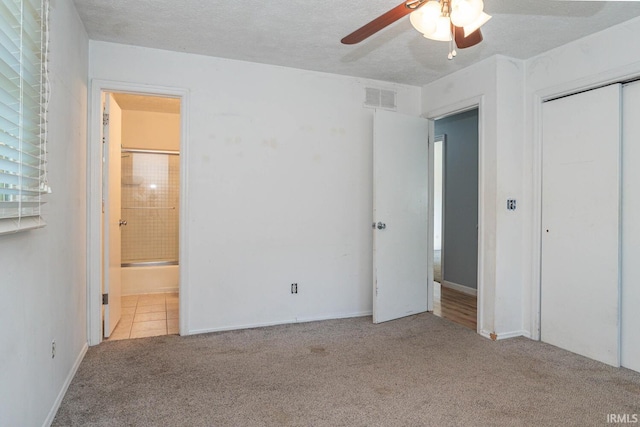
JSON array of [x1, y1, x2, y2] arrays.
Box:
[[341, 1, 415, 45], [454, 26, 483, 49]]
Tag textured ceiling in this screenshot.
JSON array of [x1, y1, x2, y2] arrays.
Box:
[[73, 0, 640, 87]]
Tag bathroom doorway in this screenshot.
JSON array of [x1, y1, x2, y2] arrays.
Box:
[[102, 92, 181, 340]]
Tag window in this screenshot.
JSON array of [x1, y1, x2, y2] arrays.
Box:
[[0, 0, 49, 235]]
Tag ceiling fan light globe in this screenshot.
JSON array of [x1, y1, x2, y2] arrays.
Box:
[[410, 12, 436, 35], [423, 16, 452, 41], [450, 0, 483, 27], [409, 1, 441, 35], [463, 11, 491, 37]]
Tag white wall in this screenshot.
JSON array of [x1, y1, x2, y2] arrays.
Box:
[[122, 110, 180, 151], [422, 55, 526, 339], [0, 1, 88, 426], [89, 41, 421, 334]]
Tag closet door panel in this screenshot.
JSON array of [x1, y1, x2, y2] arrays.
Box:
[[541, 84, 621, 367]]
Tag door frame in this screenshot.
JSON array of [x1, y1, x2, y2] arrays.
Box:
[[425, 96, 483, 334], [87, 80, 190, 345], [433, 134, 446, 285]]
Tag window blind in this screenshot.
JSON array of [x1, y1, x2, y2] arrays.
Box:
[[0, 0, 49, 235]]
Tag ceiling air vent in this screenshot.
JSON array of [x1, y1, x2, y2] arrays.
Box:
[[364, 87, 397, 111]]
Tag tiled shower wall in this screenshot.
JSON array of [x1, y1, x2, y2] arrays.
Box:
[[121, 152, 180, 264]]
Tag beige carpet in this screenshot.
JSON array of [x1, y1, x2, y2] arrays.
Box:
[[53, 313, 640, 426]]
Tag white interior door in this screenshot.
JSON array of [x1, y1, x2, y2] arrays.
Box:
[[103, 93, 122, 337], [541, 84, 621, 367], [373, 109, 430, 323], [621, 81, 640, 373]]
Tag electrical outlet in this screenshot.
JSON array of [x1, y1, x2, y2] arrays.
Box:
[[507, 199, 517, 211], [51, 340, 56, 359], [291, 283, 298, 294]]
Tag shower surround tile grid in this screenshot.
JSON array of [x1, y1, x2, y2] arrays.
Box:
[[108, 292, 179, 340], [121, 153, 180, 264]]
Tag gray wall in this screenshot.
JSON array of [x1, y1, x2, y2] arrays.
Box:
[[435, 109, 478, 290]]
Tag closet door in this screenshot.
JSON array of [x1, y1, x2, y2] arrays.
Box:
[[622, 81, 640, 373], [541, 84, 621, 367]]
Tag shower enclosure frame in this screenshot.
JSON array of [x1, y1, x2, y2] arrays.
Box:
[[120, 148, 180, 265], [86, 80, 190, 346], [120, 148, 181, 295]]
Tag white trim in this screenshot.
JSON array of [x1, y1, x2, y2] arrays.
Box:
[[479, 329, 530, 341], [441, 280, 477, 296], [294, 311, 373, 324], [188, 311, 372, 336], [42, 343, 88, 427], [530, 64, 640, 343], [530, 92, 543, 341], [475, 100, 485, 336], [87, 79, 190, 346], [425, 96, 483, 121], [425, 95, 483, 335], [433, 135, 446, 279], [427, 120, 435, 312], [188, 321, 297, 336], [535, 61, 640, 104]]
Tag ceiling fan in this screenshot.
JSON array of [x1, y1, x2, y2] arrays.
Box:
[[341, 0, 491, 59]]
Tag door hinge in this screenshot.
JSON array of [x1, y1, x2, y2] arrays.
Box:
[[103, 112, 109, 126], [102, 293, 109, 305]]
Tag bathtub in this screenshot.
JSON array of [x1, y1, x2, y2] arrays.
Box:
[[121, 262, 179, 295]]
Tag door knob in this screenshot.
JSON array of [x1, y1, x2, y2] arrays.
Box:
[[376, 221, 386, 230], [119, 219, 127, 227]]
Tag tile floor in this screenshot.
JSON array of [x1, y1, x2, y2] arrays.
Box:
[[108, 292, 179, 340]]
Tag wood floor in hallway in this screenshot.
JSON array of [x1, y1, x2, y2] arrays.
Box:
[[433, 282, 477, 331]]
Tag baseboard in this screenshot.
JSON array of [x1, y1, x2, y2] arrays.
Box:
[[505, 330, 532, 339], [441, 280, 477, 296], [188, 319, 299, 335], [43, 342, 88, 427], [187, 311, 373, 336], [295, 310, 372, 324], [480, 329, 530, 341]]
